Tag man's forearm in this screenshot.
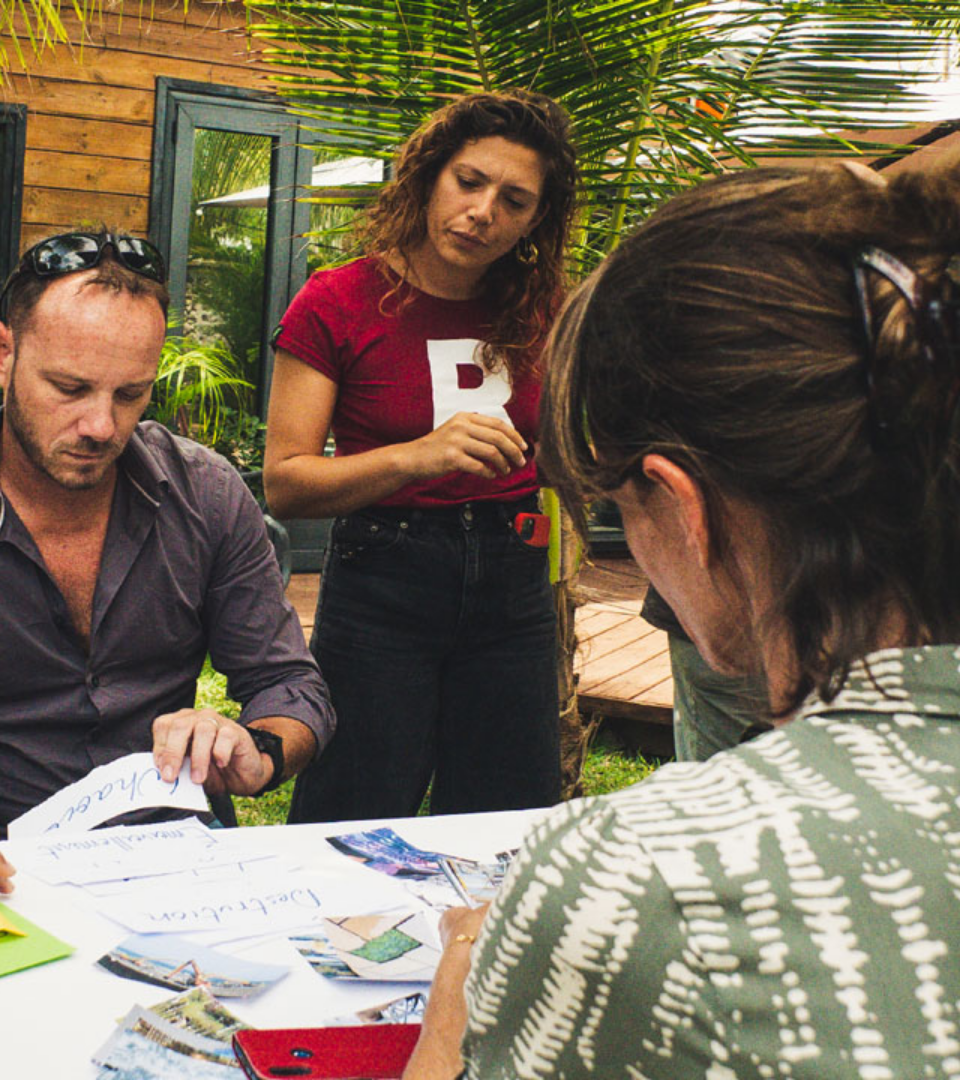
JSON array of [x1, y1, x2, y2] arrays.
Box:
[[248, 717, 318, 784]]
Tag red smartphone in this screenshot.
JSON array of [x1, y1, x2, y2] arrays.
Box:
[[514, 511, 551, 548], [232, 1025, 421, 1080]]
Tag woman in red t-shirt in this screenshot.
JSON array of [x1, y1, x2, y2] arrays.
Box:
[[265, 91, 580, 823]]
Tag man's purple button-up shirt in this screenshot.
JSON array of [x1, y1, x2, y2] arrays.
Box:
[[0, 421, 335, 832]]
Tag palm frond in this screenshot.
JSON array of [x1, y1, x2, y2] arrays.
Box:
[[0, 0, 188, 73], [249, 0, 960, 271], [154, 335, 253, 445]]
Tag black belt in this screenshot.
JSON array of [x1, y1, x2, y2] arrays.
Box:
[[357, 494, 540, 527]]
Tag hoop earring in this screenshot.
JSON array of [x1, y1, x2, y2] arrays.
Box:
[[516, 236, 538, 266]]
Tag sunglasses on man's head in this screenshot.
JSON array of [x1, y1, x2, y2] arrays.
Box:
[[0, 231, 167, 318]]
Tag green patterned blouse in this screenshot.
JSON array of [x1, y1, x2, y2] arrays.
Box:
[[462, 645, 960, 1080]]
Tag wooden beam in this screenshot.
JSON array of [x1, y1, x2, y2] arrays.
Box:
[[25, 149, 150, 195], [21, 186, 148, 233], [26, 113, 153, 159], [5, 75, 153, 123]]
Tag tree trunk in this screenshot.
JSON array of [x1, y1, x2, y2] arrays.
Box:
[[553, 503, 596, 800]]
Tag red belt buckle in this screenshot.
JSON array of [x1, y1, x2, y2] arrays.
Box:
[[514, 511, 550, 548]]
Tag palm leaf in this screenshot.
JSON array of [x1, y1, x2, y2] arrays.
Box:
[[0, 0, 70, 71], [153, 334, 253, 445], [248, 0, 960, 269], [0, 0, 189, 73]]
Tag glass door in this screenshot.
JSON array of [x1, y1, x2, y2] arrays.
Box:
[[151, 80, 318, 413]]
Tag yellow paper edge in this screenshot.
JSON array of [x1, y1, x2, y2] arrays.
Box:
[[0, 911, 26, 938]]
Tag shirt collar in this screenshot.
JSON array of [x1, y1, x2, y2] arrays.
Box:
[[116, 422, 170, 509], [799, 644, 960, 722]]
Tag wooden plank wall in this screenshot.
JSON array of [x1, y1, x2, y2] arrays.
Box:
[[0, 1, 299, 252]]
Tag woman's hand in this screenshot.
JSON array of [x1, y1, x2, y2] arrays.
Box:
[[403, 412, 528, 481], [402, 903, 491, 1080], [0, 852, 17, 895], [266, 350, 532, 519]]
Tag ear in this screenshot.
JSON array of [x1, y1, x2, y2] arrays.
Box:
[[640, 453, 712, 569], [526, 204, 548, 235], [0, 321, 13, 395]]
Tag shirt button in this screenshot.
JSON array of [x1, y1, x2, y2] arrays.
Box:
[[89, 674, 100, 689]]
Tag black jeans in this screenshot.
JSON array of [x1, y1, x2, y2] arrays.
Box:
[[287, 498, 561, 823]]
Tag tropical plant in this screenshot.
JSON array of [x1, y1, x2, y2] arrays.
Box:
[[247, 1, 960, 276], [241, 0, 960, 794], [187, 228, 267, 385], [1, 0, 69, 71], [185, 128, 274, 386], [148, 332, 253, 448], [212, 407, 269, 473]]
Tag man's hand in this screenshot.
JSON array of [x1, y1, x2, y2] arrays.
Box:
[[0, 853, 16, 895], [152, 708, 274, 796]]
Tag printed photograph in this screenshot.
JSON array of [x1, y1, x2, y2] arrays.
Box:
[[325, 827, 515, 908], [291, 910, 441, 982], [328, 989, 429, 1027], [148, 987, 249, 1043], [96, 932, 288, 997], [357, 991, 428, 1025], [93, 1005, 239, 1077]]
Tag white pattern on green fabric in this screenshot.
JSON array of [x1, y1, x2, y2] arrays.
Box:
[[462, 645, 960, 1079]]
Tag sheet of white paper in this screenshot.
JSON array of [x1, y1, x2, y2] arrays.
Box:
[[6, 753, 207, 839], [4, 819, 271, 885], [79, 852, 288, 897], [96, 870, 334, 934], [173, 877, 431, 950]]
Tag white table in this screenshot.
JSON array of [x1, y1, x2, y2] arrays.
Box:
[[0, 810, 544, 1076]]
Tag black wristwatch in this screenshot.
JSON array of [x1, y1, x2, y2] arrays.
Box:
[[248, 727, 285, 796]]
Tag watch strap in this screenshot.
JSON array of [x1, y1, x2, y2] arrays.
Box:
[[247, 727, 285, 796]]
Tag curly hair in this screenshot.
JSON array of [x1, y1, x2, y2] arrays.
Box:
[[540, 162, 960, 713], [361, 90, 579, 376]]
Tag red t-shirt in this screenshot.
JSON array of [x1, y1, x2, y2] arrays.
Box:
[[274, 257, 542, 508]]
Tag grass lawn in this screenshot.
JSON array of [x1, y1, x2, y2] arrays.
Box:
[[196, 661, 663, 828]]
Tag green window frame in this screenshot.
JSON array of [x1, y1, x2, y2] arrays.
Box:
[[0, 103, 26, 284]]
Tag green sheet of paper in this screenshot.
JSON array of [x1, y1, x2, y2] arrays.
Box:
[[0, 902, 74, 977]]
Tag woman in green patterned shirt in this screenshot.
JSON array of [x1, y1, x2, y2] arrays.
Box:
[[403, 161, 960, 1080]]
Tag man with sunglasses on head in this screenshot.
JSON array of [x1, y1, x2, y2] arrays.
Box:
[[0, 229, 335, 874]]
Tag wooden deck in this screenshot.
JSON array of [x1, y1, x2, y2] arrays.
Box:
[[286, 557, 673, 743], [573, 558, 674, 755], [286, 573, 321, 644]]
